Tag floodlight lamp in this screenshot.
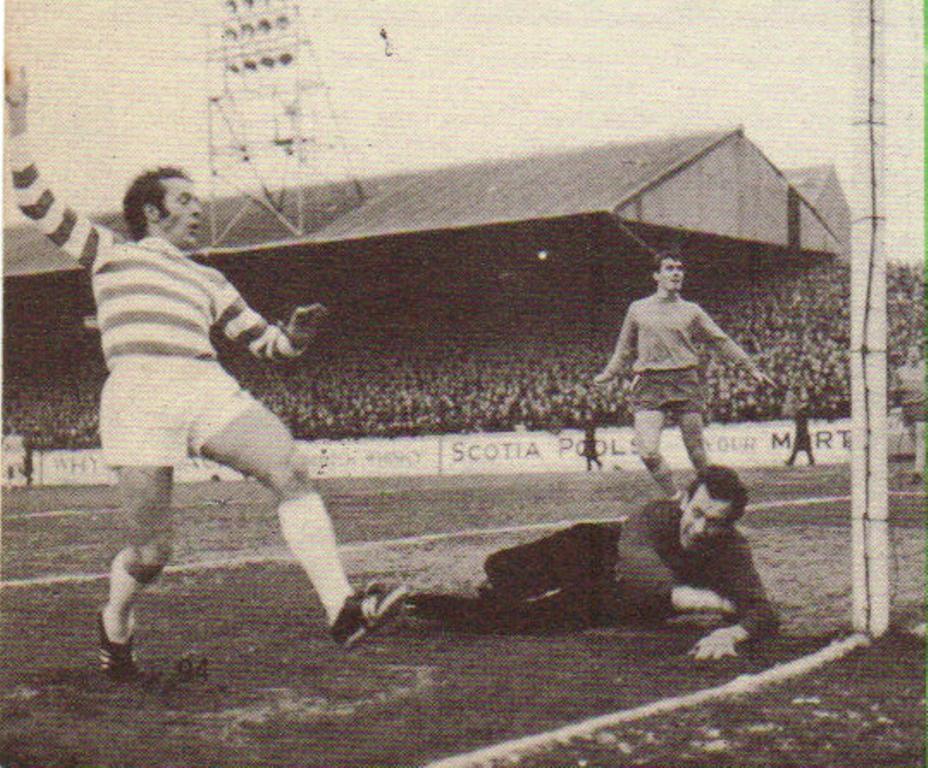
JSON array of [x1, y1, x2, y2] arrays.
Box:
[[537, 250, 548, 260]]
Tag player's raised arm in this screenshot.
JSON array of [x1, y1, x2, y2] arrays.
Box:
[[4, 64, 117, 268], [694, 306, 773, 386], [594, 304, 638, 385]]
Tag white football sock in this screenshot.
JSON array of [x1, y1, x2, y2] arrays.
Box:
[[103, 548, 141, 643], [278, 493, 354, 624]]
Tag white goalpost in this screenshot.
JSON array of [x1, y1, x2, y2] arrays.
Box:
[[849, 0, 887, 636], [850, 0, 891, 638]]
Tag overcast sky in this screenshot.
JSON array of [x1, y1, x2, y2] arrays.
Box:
[[3, 0, 923, 262]]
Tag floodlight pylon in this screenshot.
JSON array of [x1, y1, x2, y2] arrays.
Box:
[[205, 0, 364, 247]]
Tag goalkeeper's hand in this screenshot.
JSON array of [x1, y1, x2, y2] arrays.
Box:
[[285, 303, 329, 348], [688, 624, 748, 660]]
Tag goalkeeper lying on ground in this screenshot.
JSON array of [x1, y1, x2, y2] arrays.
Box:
[[408, 465, 779, 660]]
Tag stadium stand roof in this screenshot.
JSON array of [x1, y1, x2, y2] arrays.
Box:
[[4, 128, 849, 276], [785, 165, 835, 203], [305, 129, 738, 243], [784, 164, 852, 256]]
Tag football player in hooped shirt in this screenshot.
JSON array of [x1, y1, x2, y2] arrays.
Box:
[[5, 65, 407, 679], [595, 252, 773, 496]]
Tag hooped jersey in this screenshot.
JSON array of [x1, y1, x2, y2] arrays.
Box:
[[9, 135, 299, 369]]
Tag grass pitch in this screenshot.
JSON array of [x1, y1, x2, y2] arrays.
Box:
[[1, 465, 924, 767]]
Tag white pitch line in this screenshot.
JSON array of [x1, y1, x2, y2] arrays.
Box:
[[4, 489, 923, 523], [0, 518, 629, 589], [2, 508, 120, 520], [0, 494, 879, 589], [424, 633, 872, 768]]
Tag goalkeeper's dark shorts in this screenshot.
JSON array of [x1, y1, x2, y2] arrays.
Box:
[[408, 522, 675, 634]]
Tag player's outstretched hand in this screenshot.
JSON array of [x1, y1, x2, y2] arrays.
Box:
[[4, 64, 28, 135], [285, 303, 329, 347], [5, 64, 28, 107]]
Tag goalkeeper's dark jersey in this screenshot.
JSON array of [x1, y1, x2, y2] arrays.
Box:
[[634, 499, 780, 639]]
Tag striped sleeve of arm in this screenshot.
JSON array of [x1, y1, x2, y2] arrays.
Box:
[[217, 284, 302, 360], [8, 134, 115, 269]]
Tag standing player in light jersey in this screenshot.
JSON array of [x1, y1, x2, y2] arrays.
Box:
[[594, 252, 773, 496], [5, 67, 406, 679]]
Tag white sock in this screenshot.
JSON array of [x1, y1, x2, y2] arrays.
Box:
[[103, 548, 141, 643], [278, 493, 354, 624]]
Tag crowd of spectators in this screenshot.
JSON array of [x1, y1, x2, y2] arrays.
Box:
[[3, 260, 923, 449]]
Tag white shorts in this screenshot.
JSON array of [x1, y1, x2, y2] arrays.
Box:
[[100, 357, 259, 467]]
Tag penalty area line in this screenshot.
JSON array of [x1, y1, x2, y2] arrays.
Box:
[[4, 489, 923, 522], [0, 494, 861, 589], [424, 633, 872, 768], [2, 492, 869, 522]]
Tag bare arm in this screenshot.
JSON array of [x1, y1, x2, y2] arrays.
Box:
[[594, 305, 637, 384], [695, 307, 773, 386], [688, 540, 779, 659], [5, 65, 117, 268]]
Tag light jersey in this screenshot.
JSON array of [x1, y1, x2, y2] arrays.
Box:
[[612, 293, 735, 373], [9, 135, 298, 369]]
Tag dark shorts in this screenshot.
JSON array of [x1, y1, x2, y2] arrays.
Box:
[[628, 367, 704, 414]]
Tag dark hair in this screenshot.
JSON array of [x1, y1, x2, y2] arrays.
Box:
[[687, 465, 748, 521], [122, 167, 190, 241], [652, 250, 685, 272]]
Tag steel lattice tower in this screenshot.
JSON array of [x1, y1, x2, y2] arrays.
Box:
[[205, 0, 363, 247]]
